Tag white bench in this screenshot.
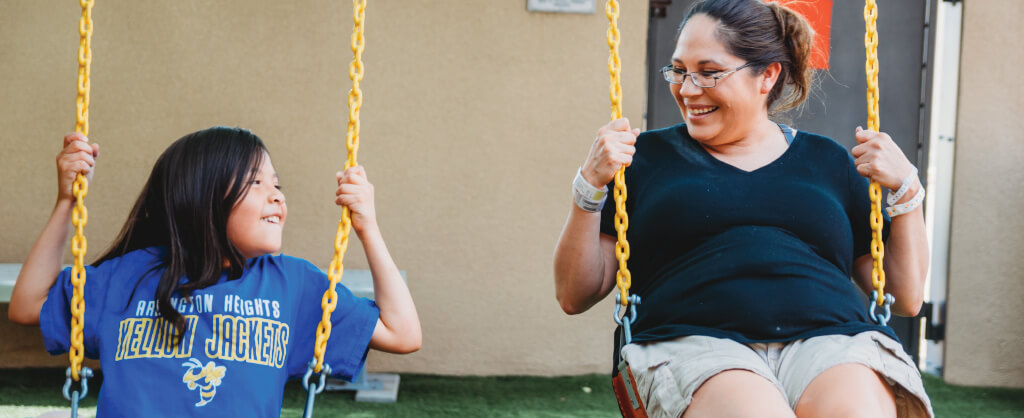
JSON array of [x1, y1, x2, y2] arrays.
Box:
[[0, 263, 401, 403], [320, 269, 403, 403], [0, 264, 397, 301], [1, 264, 23, 303]]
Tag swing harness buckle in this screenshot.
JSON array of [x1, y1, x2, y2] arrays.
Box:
[[63, 366, 93, 418], [868, 290, 895, 327], [302, 359, 331, 418]]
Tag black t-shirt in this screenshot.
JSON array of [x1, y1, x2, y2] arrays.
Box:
[[600, 123, 896, 344]]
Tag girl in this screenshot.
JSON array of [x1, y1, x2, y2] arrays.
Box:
[[9, 126, 421, 416], [554, 0, 931, 416]]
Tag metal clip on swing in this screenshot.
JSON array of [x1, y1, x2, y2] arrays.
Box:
[[302, 360, 331, 418], [869, 291, 895, 327], [613, 295, 641, 342], [63, 366, 94, 418]]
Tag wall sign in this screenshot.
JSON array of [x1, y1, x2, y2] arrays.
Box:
[[527, 0, 595, 14]]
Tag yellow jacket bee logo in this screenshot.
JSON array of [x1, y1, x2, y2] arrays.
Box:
[[181, 358, 227, 407]]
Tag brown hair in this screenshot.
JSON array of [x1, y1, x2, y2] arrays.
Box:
[[680, 0, 814, 113]]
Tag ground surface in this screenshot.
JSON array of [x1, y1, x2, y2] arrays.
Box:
[[1, 370, 1022, 417]]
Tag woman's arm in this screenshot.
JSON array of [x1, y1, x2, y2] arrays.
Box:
[[553, 118, 639, 314], [335, 166, 421, 354], [554, 207, 619, 314], [9, 133, 99, 325], [851, 128, 928, 317], [852, 178, 927, 317]]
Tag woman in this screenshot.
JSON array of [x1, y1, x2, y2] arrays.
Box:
[[553, 0, 932, 417]]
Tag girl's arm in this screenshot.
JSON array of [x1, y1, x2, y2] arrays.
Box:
[[9, 133, 99, 325], [336, 166, 421, 354], [851, 128, 928, 317]]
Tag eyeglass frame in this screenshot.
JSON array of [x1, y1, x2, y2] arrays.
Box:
[[660, 62, 757, 88]]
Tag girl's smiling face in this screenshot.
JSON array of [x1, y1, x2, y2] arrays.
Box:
[[226, 153, 287, 259]]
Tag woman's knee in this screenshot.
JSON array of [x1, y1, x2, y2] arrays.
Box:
[[684, 370, 795, 418], [794, 363, 896, 418]]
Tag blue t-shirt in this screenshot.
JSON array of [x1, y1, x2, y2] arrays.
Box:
[[40, 247, 379, 417], [600, 123, 895, 344]]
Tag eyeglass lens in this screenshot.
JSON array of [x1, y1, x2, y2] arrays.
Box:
[[662, 67, 715, 88]]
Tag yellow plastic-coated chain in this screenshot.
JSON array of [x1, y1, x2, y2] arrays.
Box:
[[605, 0, 631, 307], [69, 0, 95, 383], [864, 0, 885, 307], [313, 0, 365, 374]]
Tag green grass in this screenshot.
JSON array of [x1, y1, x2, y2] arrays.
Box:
[[1, 369, 1022, 417], [920, 374, 1024, 417], [280, 374, 619, 418]]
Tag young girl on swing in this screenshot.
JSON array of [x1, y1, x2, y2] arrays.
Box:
[[9, 126, 421, 416]]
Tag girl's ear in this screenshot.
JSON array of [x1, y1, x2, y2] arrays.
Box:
[[761, 62, 783, 95]]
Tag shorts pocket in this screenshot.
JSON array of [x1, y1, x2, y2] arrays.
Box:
[[646, 360, 686, 418], [866, 333, 933, 417], [867, 332, 918, 382]]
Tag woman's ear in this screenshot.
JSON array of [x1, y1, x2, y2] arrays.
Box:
[[761, 62, 783, 94]]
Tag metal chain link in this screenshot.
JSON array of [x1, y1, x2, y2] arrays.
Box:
[[606, 0, 632, 307], [313, 0, 366, 374], [69, 0, 95, 383], [864, 0, 886, 307]]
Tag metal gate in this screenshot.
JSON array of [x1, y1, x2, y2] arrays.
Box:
[[645, 0, 937, 362]]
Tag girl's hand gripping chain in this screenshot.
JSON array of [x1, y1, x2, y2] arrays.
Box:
[[57, 133, 100, 203], [335, 166, 422, 354], [335, 166, 376, 235]]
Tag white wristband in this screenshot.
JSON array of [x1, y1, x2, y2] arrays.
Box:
[[887, 167, 919, 206], [573, 168, 608, 212], [886, 185, 925, 217]]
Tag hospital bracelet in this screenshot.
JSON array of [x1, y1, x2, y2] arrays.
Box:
[[887, 167, 919, 206], [886, 185, 925, 217], [573, 168, 608, 212]]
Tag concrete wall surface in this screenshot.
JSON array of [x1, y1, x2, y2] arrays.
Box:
[[0, 1, 647, 375], [944, 0, 1024, 388], [9, 0, 1022, 389]]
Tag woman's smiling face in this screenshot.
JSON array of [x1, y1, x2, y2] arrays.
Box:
[[671, 14, 778, 145]]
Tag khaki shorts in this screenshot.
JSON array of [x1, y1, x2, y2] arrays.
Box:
[[621, 331, 934, 418]]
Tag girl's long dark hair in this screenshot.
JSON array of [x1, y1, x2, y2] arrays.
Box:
[[95, 126, 267, 341]]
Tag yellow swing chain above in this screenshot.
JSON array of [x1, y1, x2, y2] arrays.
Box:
[[606, 0, 632, 308], [864, 0, 886, 307], [313, 0, 366, 374], [69, 0, 95, 383]]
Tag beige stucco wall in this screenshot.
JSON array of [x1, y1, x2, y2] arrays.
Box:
[[0, 1, 646, 375], [944, 0, 1024, 388]]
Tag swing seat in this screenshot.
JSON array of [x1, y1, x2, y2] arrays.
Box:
[[612, 325, 648, 417]]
